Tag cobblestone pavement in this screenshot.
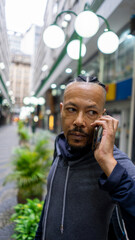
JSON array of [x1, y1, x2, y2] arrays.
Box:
[[0, 124, 19, 240]]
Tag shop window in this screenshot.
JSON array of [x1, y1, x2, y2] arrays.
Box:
[[104, 29, 134, 84]]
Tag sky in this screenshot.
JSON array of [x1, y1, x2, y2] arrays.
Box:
[[5, 0, 48, 33]]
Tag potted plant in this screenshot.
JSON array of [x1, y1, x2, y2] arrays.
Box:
[[17, 120, 30, 147], [4, 131, 53, 203]]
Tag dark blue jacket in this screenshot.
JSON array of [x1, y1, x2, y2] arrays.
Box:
[[99, 163, 135, 239], [35, 133, 135, 240]]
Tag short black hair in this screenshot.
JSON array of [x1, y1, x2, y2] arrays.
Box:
[[68, 75, 106, 91]]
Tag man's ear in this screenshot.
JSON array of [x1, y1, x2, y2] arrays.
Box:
[[60, 102, 63, 114]]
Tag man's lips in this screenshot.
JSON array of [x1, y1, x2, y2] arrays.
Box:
[[68, 132, 87, 138]]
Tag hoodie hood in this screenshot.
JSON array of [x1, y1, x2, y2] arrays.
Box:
[[57, 132, 95, 167]]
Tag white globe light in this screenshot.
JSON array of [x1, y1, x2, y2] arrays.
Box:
[[30, 97, 38, 105], [67, 40, 86, 60], [74, 11, 99, 38], [23, 97, 30, 105], [34, 116, 39, 122], [64, 14, 71, 21], [65, 68, 72, 73], [30, 107, 35, 113], [43, 24, 65, 48], [97, 31, 119, 54], [38, 97, 45, 105]]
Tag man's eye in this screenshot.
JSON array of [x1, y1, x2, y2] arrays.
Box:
[[88, 110, 97, 116], [67, 108, 76, 113]]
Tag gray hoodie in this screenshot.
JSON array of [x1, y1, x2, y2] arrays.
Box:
[[35, 133, 135, 240]]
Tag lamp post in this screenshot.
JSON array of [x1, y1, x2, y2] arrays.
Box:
[[43, 2, 119, 75]]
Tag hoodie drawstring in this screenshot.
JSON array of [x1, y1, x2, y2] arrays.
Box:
[[60, 165, 70, 234]]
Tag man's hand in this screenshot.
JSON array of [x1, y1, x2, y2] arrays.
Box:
[[91, 115, 119, 177]]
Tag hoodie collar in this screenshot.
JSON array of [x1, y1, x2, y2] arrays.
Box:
[[57, 132, 93, 163]]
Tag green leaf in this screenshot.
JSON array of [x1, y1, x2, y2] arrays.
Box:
[[11, 199, 44, 239]]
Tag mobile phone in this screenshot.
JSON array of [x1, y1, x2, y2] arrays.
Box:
[[92, 126, 102, 151]]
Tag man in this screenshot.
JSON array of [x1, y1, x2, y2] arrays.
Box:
[[35, 75, 135, 240]]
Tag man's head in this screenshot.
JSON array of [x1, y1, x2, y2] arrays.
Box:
[[60, 75, 106, 149]]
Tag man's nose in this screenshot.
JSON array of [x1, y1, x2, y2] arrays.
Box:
[[73, 112, 86, 127]]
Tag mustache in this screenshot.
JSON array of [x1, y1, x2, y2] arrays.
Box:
[[68, 126, 89, 137]]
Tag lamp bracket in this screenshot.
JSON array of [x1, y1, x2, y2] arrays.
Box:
[[97, 14, 111, 31]]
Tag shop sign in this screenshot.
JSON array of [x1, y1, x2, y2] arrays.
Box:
[[106, 83, 116, 101]]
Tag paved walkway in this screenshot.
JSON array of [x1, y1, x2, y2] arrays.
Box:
[[0, 124, 19, 240]]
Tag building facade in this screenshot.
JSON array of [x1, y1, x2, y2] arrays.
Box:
[[9, 53, 31, 114], [7, 31, 23, 53], [7, 25, 41, 116], [21, 24, 42, 56], [0, 0, 11, 125], [32, 0, 135, 159]]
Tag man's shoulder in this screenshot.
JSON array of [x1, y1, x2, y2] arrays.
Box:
[[113, 145, 135, 179]]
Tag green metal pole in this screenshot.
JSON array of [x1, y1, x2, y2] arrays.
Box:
[[77, 36, 83, 75]]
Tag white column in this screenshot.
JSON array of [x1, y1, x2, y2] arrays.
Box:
[[128, 39, 135, 159], [98, 52, 104, 83], [119, 109, 128, 153]]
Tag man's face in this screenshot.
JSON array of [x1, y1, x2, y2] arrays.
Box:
[[60, 82, 106, 149]]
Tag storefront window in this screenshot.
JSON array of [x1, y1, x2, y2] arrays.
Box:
[[104, 29, 134, 84], [82, 27, 135, 85], [82, 54, 99, 77]]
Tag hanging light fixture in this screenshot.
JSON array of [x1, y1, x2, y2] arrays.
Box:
[[43, 7, 119, 54], [43, 24, 65, 48], [42, 4, 119, 77], [74, 10, 99, 38], [38, 97, 46, 105], [43, 10, 77, 49], [67, 39, 86, 60], [23, 97, 31, 105], [97, 30, 119, 54]]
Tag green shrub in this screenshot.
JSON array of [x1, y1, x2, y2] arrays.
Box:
[[11, 198, 43, 240], [4, 131, 53, 202], [17, 120, 30, 147], [18, 127, 30, 141], [17, 120, 25, 131]]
